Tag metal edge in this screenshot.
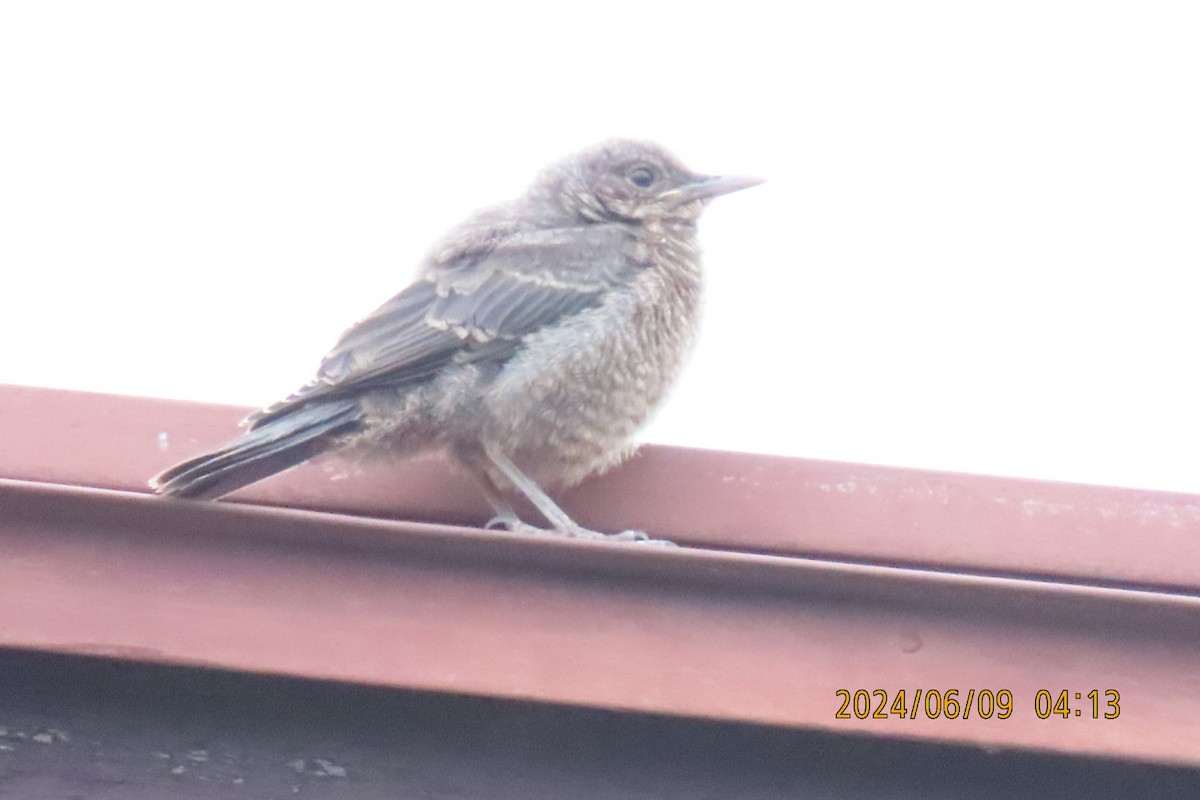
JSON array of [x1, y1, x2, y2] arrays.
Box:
[[3, 383, 1200, 591], [2, 477, 1198, 767]]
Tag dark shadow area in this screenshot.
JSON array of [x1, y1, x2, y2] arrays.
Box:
[[0, 648, 1195, 799]]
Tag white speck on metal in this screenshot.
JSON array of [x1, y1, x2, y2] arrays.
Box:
[[312, 758, 348, 778]]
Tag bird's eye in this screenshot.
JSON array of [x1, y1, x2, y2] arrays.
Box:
[[628, 167, 657, 188]]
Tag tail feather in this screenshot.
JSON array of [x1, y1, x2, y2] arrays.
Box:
[[150, 399, 363, 500]]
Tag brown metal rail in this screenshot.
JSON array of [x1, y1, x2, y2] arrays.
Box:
[[1, 384, 1199, 767], [4, 384, 1200, 590]]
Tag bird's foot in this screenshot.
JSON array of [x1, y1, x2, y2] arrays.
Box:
[[485, 514, 676, 547], [485, 514, 555, 537], [561, 525, 679, 547], [585, 527, 677, 547]]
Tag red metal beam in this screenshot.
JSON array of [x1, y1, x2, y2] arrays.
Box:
[[1, 477, 1198, 766], [2, 384, 1200, 767], [3, 383, 1200, 590]]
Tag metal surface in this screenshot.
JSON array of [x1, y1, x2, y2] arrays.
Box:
[[2, 475, 1200, 766], [3, 649, 1198, 799], [1, 384, 1200, 767], [4, 383, 1200, 590]]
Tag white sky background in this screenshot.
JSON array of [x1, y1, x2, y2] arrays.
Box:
[[2, 2, 1198, 493]]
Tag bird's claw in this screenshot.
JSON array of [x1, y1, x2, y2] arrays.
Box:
[[485, 513, 522, 531], [484, 516, 676, 546], [605, 529, 678, 547], [557, 524, 676, 546]]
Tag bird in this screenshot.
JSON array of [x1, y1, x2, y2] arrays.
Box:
[[150, 139, 762, 543]]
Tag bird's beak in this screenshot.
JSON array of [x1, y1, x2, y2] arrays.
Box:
[[659, 174, 765, 207]]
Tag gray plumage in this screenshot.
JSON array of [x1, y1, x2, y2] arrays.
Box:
[[150, 139, 761, 542]]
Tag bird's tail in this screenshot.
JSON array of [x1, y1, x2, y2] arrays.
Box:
[[150, 399, 364, 500]]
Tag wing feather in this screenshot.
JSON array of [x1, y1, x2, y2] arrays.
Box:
[[247, 217, 638, 428]]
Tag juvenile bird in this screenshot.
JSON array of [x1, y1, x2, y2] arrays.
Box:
[[151, 140, 761, 542]]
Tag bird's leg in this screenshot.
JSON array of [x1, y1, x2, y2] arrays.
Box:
[[455, 455, 556, 537], [477, 481, 555, 537], [482, 446, 676, 546]]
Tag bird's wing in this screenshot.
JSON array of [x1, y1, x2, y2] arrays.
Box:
[[246, 219, 639, 428]]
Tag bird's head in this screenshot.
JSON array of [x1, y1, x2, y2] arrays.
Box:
[[535, 139, 763, 224]]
